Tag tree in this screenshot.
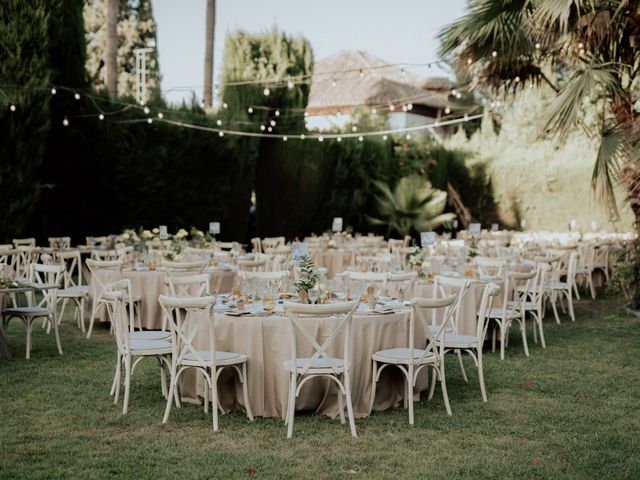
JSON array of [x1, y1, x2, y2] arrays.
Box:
[[203, 0, 215, 110], [367, 175, 456, 237], [85, 0, 160, 99], [439, 0, 640, 231], [104, 0, 118, 97]]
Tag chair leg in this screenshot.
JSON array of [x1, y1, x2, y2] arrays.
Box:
[[551, 297, 561, 324], [287, 373, 297, 438], [428, 367, 436, 400], [87, 300, 98, 339], [344, 371, 357, 437], [79, 298, 86, 333], [407, 371, 415, 426], [211, 368, 219, 431], [59, 298, 68, 325], [573, 281, 580, 300], [110, 353, 120, 396], [369, 361, 378, 414], [52, 315, 63, 356], [520, 317, 529, 357], [25, 318, 32, 360], [203, 377, 209, 413], [566, 290, 575, 322], [159, 361, 168, 399], [588, 274, 596, 299], [162, 361, 177, 423], [456, 349, 468, 382], [477, 348, 487, 402], [122, 355, 132, 415], [337, 380, 346, 424], [439, 363, 452, 416], [500, 322, 506, 360], [241, 362, 254, 421], [114, 356, 122, 404], [531, 312, 538, 344]]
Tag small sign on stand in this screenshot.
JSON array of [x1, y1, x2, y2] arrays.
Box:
[[332, 217, 343, 233], [420, 231, 436, 247], [469, 223, 481, 236], [159, 225, 168, 240], [491, 223, 499, 232], [209, 222, 221, 236]]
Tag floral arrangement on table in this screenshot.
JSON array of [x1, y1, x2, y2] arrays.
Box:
[[164, 242, 183, 261], [0, 275, 24, 289], [294, 255, 320, 303], [467, 236, 480, 259], [408, 247, 426, 278]]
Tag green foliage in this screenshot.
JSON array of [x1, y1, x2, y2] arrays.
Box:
[[609, 240, 640, 309], [367, 174, 455, 237], [0, 0, 51, 242]]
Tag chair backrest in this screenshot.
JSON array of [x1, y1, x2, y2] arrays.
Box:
[[91, 249, 119, 261], [164, 273, 211, 297], [355, 254, 393, 272], [531, 261, 552, 305], [13, 238, 36, 248], [86, 259, 123, 300], [55, 250, 84, 288], [86, 236, 109, 247], [16, 246, 40, 279], [566, 251, 579, 283], [473, 256, 509, 277], [0, 247, 17, 270], [432, 275, 471, 333], [475, 283, 501, 340], [158, 295, 216, 368], [343, 271, 390, 298], [239, 270, 289, 296], [388, 272, 418, 299], [284, 300, 358, 376], [409, 295, 458, 365], [251, 237, 263, 253], [48, 237, 71, 249], [116, 246, 134, 261], [262, 236, 286, 250], [506, 269, 536, 308], [28, 263, 64, 312], [237, 258, 267, 272], [162, 260, 205, 274], [103, 279, 137, 343]]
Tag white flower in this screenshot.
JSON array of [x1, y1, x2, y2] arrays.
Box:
[[152, 227, 160, 234], [122, 233, 130, 240]]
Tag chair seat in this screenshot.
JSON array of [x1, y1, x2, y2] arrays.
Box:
[[519, 285, 545, 294], [427, 324, 453, 335], [506, 300, 538, 311], [58, 286, 89, 298], [129, 330, 170, 341], [283, 358, 345, 373], [372, 348, 434, 364], [3, 306, 50, 317], [130, 339, 172, 352], [183, 350, 247, 365], [487, 307, 520, 319], [552, 282, 570, 290], [438, 333, 480, 348]]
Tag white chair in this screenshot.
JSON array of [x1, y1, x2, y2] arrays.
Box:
[[162, 273, 213, 331], [103, 283, 172, 415], [488, 270, 536, 360], [12, 238, 36, 248], [436, 284, 500, 403], [592, 244, 610, 284], [1, 263, 63, 359], [575, 243, 596, 299], [0, 247, 17, 272], [48, 237, 71, 249], [251, 237, 262, 253], [55, 250, 90, 333], [283, 301, 359, 437], [237, 258, 267, 272], [515, 261, 552, 349], [550, 252, 579, 323], [370, 294, 457, 423], [91, 249, 119, 261], [238, 270, 288, 298], [355, 254, 393, 272], [473, 256, 509, 278], [86, 236, 109, 248], [262, 236, 286, 250], [162, 260, 206, 274], [387, 272, 418, 301], [160, 295, 253, 431], [15, 246, 40, 279]]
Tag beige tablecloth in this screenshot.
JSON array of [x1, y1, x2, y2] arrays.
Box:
[[312, 250, 354, 279], [90, 268, 236, 329], [179, 309, 433, 419]]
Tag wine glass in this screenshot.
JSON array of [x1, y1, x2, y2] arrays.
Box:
[[308, 286, 319, 305]]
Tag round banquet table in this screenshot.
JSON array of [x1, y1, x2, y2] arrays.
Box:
[[311, 249, 354, 279], [90, 267, 236, 329], [179, 308, 432, 419]]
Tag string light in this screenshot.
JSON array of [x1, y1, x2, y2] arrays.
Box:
[[263, 88, 270, 96], [389, 104, 395, 111], [282, 136, 288, 141], [9, 104, 16, 112], [62, 117, 69, 126], [318, 136, 324, 142], [247, 107, 254, 114], [218, 131, 224, 137], [407, 104, 413, 111], [157, 112, 164, 119], [467, 58, 472, 65], [492, 51, 497, 57], [275, 110, 280, 116], [445, 107, 451, 114], [358, 136, 363, 141], [267, 126, 272, 132], [336, 136, 342, 142], [382, 135, 388, 141], [98, 113, 104, 120], [300, 134, 305, 140], [74, 93, 81, 100], [147, 118, 153, 124], [51, 88, 57, 95], [405, 133, 411, 140], [260, 125, 266, 131], [143, 106, 150, 114], [270, 120, 276, 126], [351, 125, 357, 132], [463, 113, 469, 121], [216, 119, 222, 126], [371, 108, 377, 115], [222, 102, 228, 109], [402, 105, 408, 112], [455, 92, 462, 99], [514, 76, 520, 83], [287, 79, 294, 89]]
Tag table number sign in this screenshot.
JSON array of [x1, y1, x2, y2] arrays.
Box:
[[520, 219, 527, 229], [209, 222, 221, 235], [420, 231, 436, 247], [159, 225, 168, 240], [491, 223, 499, 232], [332, 217, 343, 233], [452, 219, 459, 229], [569, 219, 577, 231], [291, 242, 309, 261], [469, 223, 481, 235]]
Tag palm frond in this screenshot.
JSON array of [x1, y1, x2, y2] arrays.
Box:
[[592, 127, 625, 219]]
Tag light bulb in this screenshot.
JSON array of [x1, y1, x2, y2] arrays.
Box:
[[456, 92, 462, 99], [304, 112, 309, 118], [445, 107, 451, 114], [402, 105, 408, 112], [578, 42, 584, 49], [270, 120, 276, 127], [51, 88, 57, 95], [143, 106, 150, 114], [463, 114, 469, 121], [157, 112, 163, 119], [218, 131, 224, 137], [282, 136, 288, 141], [371, 108, 377, 115], [62, 117, 69, 126], [351, 125, 357, 132], [318, 136, 324, 142], [74, 93, 81, 100], [287, 80, 294, 89], [467, 58, 472, 65], [300, 134, 305, 140], [147, 118, 153, 124], [216, 119, 222, 126], [199, 101, 205, 108], [451, 89, 458, 96], [98, 113, 104, 120], [389, 104, 395, 111], [492, 51, 498, 57], [248, 107, 253, 114], [336, 136, 342, 142], [260, 125, 266, 131], [358, 136, 364, 142], [405, 133, 411, 140], [407, 104, 413, 111], [275, 110, 280, 116], [222, 102, 228, 109], [263, 88, 270, 96], [9, 104, 16, 112], [514, 76, 520, 83], [267, 126, 272, 132], [535, 42, 541, 49], [382, 135, 388, 141], [336, 111, 341, 117]]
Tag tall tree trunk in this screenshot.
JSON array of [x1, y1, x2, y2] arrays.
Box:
[[203, 0, 215, 110], [105, 0, 118, 98]]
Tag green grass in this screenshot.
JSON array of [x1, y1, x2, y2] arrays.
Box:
[[1, 293, 639, 479]]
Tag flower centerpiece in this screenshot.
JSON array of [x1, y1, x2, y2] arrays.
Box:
[[408, 246, 425, 278], [294, 255, 320, 304], [467, 236, 479, 260]]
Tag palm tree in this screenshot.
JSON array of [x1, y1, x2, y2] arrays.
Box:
[[203, 0, 216, 110], [368, 175, 456, 237], [105, 0, 118, 98], [439, 0, 640, 231]]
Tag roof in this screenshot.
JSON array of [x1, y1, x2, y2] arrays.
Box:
[[306, 50, 450, 114]]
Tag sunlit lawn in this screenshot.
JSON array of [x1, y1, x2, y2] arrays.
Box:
[[1, 292, 639, 479]]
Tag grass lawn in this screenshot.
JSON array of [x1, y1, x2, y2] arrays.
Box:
[[1, 292, 639, 479]]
